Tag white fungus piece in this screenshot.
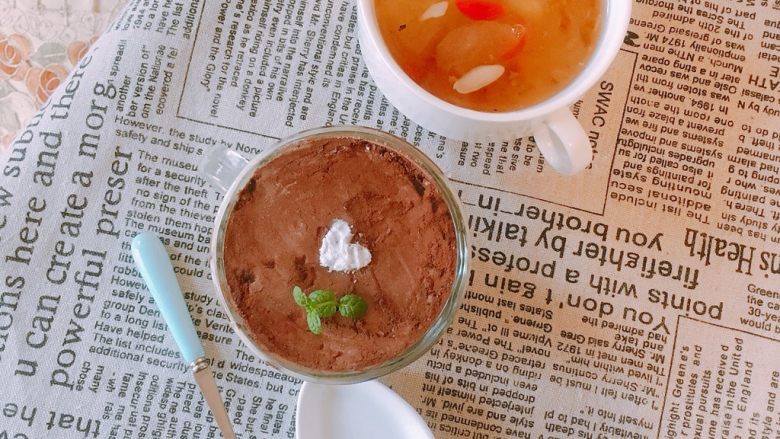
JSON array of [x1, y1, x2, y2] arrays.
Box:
[[420, 1, 448, 20], [453, 64, 506, 94]]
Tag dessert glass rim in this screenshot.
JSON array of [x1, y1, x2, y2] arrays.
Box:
[[358, 0, 616, 119], [209, 125, 469, 384]]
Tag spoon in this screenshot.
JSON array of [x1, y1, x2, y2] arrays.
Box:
[[296, 380, 434, 439], [132, 232, 236, 439]]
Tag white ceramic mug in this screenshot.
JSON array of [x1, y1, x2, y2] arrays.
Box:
[[357, 0, 632, 175]]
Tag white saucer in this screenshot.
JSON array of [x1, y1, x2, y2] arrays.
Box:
[[295, 381, 434, 439]]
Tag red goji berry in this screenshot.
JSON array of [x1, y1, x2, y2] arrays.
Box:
[[455, 0, 505, 21]]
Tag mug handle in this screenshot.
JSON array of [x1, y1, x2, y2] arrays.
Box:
[[200, 145, 249, 192], [532, 108, 593, 175]]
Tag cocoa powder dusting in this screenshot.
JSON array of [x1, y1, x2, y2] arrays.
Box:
[[223, 137, 456, 372]]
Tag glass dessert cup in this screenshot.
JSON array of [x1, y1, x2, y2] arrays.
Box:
[[201, 126, 469, 384]]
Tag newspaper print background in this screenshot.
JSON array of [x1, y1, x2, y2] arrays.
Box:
[[2, 0, 780, 438]]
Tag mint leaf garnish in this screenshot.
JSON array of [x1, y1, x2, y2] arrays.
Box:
[[293, 286, 368, 335], [293, 286, 308, 308], [339, 294, 368, 319], [307, 312, 322, 335], [308, 290, 338, 318]]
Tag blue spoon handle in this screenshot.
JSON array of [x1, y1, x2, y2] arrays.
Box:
[[131, 232, 205, 364]]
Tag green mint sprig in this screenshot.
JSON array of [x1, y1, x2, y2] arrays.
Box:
[[293, 286, 368, 334], [338, 294, 368, 319]]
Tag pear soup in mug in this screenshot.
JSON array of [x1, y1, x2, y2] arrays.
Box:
[[375, 0, 602, 112]]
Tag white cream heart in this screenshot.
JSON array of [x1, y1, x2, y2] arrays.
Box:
[[319, 219, 372, 272]]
